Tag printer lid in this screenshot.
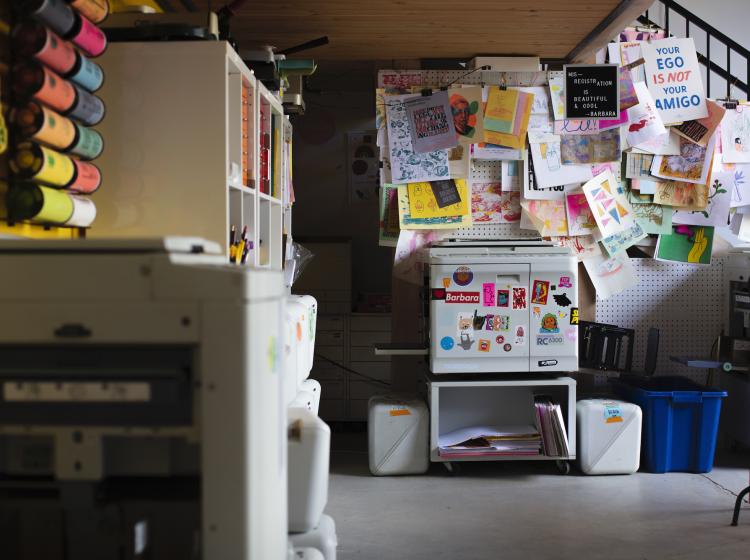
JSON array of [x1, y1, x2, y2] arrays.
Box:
[[0, 237, 222, 255]]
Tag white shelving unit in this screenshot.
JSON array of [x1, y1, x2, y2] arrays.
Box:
[[92, 41, 288, 269], [426, 375, 576, 469]]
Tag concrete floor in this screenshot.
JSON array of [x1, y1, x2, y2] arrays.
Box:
[[327, 432, 750, 560]]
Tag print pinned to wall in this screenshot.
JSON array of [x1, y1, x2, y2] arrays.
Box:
[[671, 172, 731, 227], [565, 191, 597, 236], [561, 128, 621, 165], [655, 225, 714, 265], [405, 90, 457, 153], [582, 249, 638, 299], [386, 94, 450, 183], [633, 202, 673, 235], [650, 134, 716, 185], [721, 104, 750, 163], [531, 280, 550, 305], [471, 181, 521, 223], [582, 171, 635, 237], [448, 86, 484, 145]]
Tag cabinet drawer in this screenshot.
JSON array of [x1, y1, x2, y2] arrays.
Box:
[[350, 315, 391, 331], [317, 331, 345, 346], [317, 315, 345, 331], [350, 331, 389, 346]]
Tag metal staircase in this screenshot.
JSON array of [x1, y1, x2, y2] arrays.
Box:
[[638, 0, 749, 100]]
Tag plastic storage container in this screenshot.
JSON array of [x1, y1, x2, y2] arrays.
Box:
[[577, 399, 642, 475], [288, 408, 330, 533], [288, 514, 338, 560], [613, 375, 727, 473], [368, 395, 429, 476]]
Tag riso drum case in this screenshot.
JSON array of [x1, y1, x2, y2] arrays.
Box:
[[429, 244, 578, 374]]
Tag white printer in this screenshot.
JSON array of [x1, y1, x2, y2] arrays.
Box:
[[0, 238, 287, 560], [428, 241, 579, 374]]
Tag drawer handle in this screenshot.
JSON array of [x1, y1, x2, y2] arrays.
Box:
[[54, 323, 92, 338]]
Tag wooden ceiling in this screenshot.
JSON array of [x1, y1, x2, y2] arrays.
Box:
[[178, 0, 653, 62]]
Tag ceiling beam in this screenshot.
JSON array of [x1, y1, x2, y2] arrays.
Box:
[[566, 0, 655, 62]]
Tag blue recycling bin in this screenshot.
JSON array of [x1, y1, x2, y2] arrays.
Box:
[[613, 375, 727, 473]]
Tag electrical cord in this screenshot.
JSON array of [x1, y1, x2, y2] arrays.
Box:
[[313, 353, 391, 387]]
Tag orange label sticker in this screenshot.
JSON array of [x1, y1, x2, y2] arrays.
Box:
[[606, 417, 623, 423], [390, 408, 411, 417]]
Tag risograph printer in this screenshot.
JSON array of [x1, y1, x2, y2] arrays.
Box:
[[0, 238, 287, 560], [428, 240, 579, 374]]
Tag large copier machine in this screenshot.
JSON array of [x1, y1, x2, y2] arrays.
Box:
[[428, 240, 579, 374], [0, 238, 288, 559]]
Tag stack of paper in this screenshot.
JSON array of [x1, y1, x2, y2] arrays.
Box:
[[534, 397, 569, 458], [438, 425, 542, 457]]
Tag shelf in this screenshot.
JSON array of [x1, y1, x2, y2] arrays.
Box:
[[228, 183, 256, 195]]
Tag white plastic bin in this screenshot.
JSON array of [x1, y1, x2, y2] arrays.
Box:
[[577, 398, 642, 475], [368, 394, 429, 475], [288, 514, 337, 560], [288, 408, 331, 533]]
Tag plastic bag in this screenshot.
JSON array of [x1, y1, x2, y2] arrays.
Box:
[[284, 241, 315, 288]]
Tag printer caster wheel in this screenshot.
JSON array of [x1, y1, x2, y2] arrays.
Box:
[[556, 460, 571, 475], [444, 462, 461, 476]]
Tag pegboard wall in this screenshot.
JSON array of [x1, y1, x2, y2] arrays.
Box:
[[378, 69, 548, 241], [595, 257, 728, 385]]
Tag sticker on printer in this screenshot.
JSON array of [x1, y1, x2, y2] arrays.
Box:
[[540, 313, 559, 334], [482, 283, 496, 306], [431, 288, 447, 300], [472, 310, 486, 330], [478, 339, 491, 352], [457, 313, 473, 335], [453, 266, 474, 286], [440, 336, 455, 350], [515, 325, 526, 346], [604, 403, 623, 423], [570, 307, 580, 325], [445, 291, 480, 304], [390, 406, 412, 417], [531, 280, 550, 305], [458, 333, 475, 350], [559, 276, 573, 288], [496, 335, 505, 344], [442, 277, 452, 289], [553, 293, 572, 307], [497, 289, 510, 307], [565, 327, 578, 342], [533, 306, 542, 318], [512, 287, 527, 310], [503, 343, 512, 352]]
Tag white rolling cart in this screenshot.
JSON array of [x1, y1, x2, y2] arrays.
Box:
[[425, 374, 576, 474]]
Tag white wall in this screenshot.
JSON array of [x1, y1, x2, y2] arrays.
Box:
[[647, 0, 750, 99]]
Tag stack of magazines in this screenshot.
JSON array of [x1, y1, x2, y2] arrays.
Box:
[[534, 396, 570, 458], [438, 425, 542, 458]]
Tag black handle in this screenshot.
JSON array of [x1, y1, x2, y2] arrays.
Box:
[[54, 323, 92, 338]]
